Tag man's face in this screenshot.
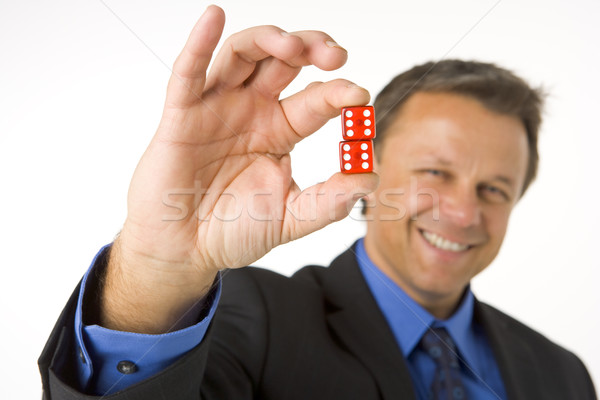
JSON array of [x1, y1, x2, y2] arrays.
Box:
[[364, 92, 528, 317]]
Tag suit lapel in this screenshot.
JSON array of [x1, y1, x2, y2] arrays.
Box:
[[320, 247, 548, 400], [475, 301, 542, 400], [322, 247, 416, 400]]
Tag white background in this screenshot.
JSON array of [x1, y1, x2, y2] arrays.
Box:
[[1, 0, 598, 397]]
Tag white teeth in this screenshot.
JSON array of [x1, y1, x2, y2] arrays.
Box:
[[421, 230, 469, 252]]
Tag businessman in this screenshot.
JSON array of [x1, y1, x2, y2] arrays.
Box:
[[39, 5, 596, 399]]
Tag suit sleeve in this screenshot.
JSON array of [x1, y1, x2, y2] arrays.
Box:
[[39, 251, 268, 400]]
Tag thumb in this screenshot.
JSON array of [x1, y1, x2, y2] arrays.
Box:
[[281, 172, 379, 242]]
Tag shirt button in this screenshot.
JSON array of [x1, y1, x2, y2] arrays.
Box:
[[78, 347, 86, 364], [116, 360, 138, 374]]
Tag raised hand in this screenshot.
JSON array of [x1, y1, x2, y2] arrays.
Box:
[[102, 6, 378, 333]]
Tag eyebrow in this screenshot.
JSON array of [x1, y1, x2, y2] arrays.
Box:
[[491, 175, 514, 187], [419, 155, 453, 166]]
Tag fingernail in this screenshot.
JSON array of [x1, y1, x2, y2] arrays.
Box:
[[326, 40, 346, 51], [347, 83, 361, 89], [280, 31, 290, 37]]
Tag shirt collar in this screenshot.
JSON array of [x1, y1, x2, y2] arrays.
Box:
[[354, 238, 481, 373]]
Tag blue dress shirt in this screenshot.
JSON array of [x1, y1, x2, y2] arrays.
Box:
[[355, 238, 507, 400]]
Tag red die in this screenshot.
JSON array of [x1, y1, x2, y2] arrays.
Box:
[[339, 140, 374, 173], [341, 106, 375, 140]]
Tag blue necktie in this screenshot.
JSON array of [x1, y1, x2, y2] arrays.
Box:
[[420, 328, 467, 400]]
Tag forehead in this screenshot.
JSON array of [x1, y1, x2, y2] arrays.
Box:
[[378, 92, 529, 179]]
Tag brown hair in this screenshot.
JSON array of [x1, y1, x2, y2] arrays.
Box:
[[372, 59, 544, 197]]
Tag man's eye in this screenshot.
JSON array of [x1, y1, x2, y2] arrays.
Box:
[[487, 186, 504, 195], [481, 185, 508, 201], [425, 169, 443, 176]]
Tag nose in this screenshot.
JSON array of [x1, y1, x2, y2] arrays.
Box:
[[440, 185, 482, 228]]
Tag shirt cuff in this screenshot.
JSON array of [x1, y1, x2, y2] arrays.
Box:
[[73, 244, 221, 395]]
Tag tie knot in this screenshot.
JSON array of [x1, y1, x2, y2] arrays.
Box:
[[420, 328, 460, 369]]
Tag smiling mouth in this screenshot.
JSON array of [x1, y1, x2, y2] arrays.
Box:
[[419, 229, 471, 252]]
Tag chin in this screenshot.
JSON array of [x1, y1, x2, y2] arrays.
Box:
[[413, 268, 468, 297]]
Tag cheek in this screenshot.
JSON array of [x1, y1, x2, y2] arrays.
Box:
[[371, 174, 411, 221], [406, 180, 439, 219], [483, 207, 512, 244]]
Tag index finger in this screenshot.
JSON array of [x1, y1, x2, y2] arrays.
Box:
[[279, 79, 371, 143]]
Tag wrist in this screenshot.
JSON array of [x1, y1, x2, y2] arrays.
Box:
[[99, 237, 218, 333]]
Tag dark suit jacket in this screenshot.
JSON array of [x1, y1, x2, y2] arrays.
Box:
[[39, 245, 597, 399]]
